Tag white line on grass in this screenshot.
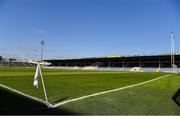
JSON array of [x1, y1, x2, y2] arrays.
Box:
[[0, 84, 49, 105], [52, 74, 172, 108]]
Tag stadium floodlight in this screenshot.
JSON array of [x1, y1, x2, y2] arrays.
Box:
[[40, 40, 45, 62], [171, 32, 175, 73]]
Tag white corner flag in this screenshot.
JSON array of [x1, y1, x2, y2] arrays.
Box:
[[33, 63, 41, 88], [33, 63, 50, 107]]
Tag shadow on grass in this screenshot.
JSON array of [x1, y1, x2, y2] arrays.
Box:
[[172, 88, 180, 107], [53, 97, 69, 105], [0, 87, 80, 115]]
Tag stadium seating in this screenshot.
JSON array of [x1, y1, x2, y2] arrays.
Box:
[[0, 61, 36, 67]]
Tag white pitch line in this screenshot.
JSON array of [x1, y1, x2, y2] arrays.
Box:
[[52, 74, 172, 108], [0, 84, 50, 106]]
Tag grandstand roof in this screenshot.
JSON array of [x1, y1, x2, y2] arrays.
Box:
[[45, 53, 180, 61]]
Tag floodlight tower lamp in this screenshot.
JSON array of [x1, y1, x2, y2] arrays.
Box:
[[40, 40, 45, 63]]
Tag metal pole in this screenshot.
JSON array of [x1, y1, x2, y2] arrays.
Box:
[[171, 32, 173, 72], [40, 40, 44, 62], [173, 33, 175, 73], [38, 64, 49, 106], [170, 32, 175, 73]]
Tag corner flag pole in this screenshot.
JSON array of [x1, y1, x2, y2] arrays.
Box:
[[39, 64, 49, 105]]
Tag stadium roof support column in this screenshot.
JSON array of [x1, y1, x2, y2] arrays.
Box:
[[66, 61, 68, 67], [58, 62, 61, 66], [139, 58, 142, 68], [75, 61, 76, 67], [123, 57, 125, 68], [108, 61, 111, 68], [159, 57, 161, 68]]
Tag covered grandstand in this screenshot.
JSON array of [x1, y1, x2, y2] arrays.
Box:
[[45, 54, 180, 72]]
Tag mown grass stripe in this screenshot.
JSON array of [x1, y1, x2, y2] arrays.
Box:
[[52, 74, 172, 108]]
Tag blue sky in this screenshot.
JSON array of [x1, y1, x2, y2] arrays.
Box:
[[0, 0, 180, 60]]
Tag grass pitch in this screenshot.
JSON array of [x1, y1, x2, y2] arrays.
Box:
[[0, 67, 179, 114]]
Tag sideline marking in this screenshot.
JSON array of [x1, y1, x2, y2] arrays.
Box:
[[0, 84, 50, 106], [52, 74, 172, 108]]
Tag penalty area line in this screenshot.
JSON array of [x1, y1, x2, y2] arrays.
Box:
[[0, 84, 49, 106], [52, 74, 172, 108]]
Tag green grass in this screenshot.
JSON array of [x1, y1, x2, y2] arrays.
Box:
[[61, 74, 180, 115], [0, 67, 179, 114]]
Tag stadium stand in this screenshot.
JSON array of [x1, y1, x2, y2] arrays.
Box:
[[0, 56, 36, 67], [1, 61, 36, 67], [45, 54, 180, 72]]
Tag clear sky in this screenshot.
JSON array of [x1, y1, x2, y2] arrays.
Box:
[[0, 0, 180, 60]]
